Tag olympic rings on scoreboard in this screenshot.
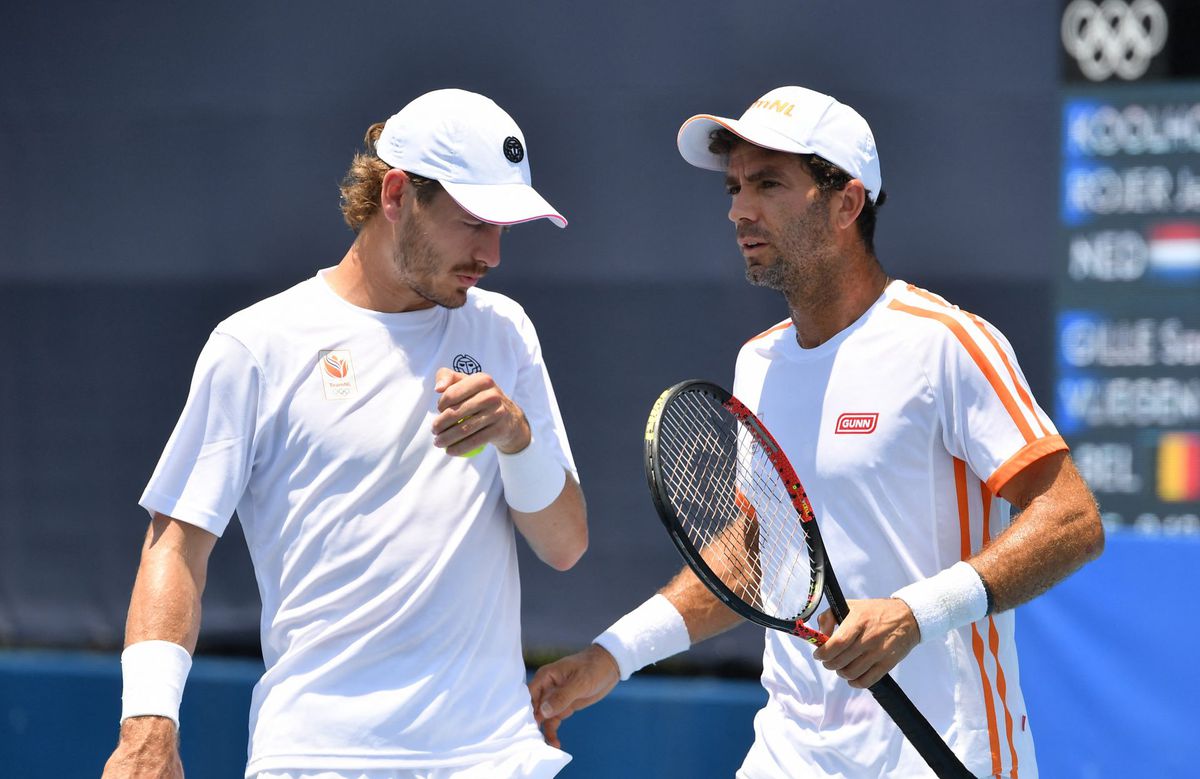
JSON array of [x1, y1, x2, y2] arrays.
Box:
[[1061, 0, 1168, 82]]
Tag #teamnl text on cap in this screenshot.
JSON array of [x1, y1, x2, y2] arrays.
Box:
[[376, 89, 566, 228], [676, 86, 882, 203]]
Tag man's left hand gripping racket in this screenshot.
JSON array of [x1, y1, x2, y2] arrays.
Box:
[[643, 380, 974, 779]]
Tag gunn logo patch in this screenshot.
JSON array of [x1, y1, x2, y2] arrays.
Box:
[[835, 413, 878, 434]]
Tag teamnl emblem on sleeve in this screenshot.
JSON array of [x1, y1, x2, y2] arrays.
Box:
[[318, 350, 358, 400]]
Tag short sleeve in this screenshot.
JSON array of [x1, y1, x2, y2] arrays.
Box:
[[139, 332, 262, 536], [508, 311, 579, 482], [935, 315, 1067, 495]]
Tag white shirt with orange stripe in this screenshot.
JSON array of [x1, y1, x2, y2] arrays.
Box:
[[734, 280, 1064, 779]]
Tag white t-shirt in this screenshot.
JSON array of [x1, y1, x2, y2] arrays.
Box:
[[734, 281, 1065, 779], [140, 270, 576, 777]]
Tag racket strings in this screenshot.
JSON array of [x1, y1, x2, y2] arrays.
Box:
[[736, 423, 821, 617], [657, 417, 763, 605], [656, 391, 820, 621]]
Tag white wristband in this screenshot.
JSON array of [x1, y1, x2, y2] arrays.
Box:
[[892, 561, 990, 643], [497, 433, 567, 513], [120, 640, 192, 728], [593, 594, 691, 680]]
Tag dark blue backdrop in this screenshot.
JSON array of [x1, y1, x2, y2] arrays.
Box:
[[2, 2, 1196, 777], [0, 0, 1065, 663]]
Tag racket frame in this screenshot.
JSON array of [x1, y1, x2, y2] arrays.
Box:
[[643, 379, 976, 779], [644, 380, 829, 644]]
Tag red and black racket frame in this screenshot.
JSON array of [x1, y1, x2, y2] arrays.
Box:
[[643, 380, 975, 779]]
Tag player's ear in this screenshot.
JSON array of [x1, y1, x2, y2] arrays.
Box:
[[832, 180, 866, 233], [380, 169, 411, 223]]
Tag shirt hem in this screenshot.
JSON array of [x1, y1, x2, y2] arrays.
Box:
[[139, 490, 229, 537], [985, 436, 1068, 495], [244, 735, 561, 777]]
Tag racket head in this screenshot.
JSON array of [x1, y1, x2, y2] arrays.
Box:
[[644, 380, 829, 642]]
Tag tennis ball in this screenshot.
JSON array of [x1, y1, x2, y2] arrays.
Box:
[[451, 415, 485, 457]]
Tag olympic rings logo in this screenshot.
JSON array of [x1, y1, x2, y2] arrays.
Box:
[[1061, 0, 1168, 82]]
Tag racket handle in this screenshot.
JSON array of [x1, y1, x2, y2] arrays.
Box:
[[791, 620, 831, 646], [867, 674, 975, 778]]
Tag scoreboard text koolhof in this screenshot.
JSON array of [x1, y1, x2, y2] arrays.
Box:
[[1057, 87, 1200, 535]]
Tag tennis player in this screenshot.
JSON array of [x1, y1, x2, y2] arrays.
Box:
[[529, 85, 1103, 778], [102, 89, 587, 779]]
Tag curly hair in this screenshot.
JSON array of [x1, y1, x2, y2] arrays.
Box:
[[339, 122, 442, 232], [708, 127, 886, 254]]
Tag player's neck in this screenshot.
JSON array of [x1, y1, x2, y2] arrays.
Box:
[[786, 256, 889, 349], [326, 224, 432, 313]]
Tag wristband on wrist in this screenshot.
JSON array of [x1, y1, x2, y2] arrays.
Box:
[[593, 594, 691, 680], [497, 432, 567, 513], [120, 640, 192, 728], [891, 561, 990, 643]]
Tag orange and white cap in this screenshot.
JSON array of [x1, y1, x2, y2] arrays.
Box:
[[677, 86, 882, 203], [376, 89, 566, 228]]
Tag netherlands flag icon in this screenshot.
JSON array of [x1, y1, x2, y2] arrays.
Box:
[[1157, 432, 1200, 503], [1147, 222, 1200, 282]]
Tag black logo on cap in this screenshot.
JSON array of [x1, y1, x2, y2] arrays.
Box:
[[503, 136, 524, 163], [453, 353, 483, 375]]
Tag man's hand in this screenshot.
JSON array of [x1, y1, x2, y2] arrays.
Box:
[[432, 368, 530, 455], [812, 597, 920, 689], [528, 644, 621, 748], [102, 716, 183, 778]]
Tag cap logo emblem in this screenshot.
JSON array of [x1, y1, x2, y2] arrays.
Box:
[[750, 99, 795, 117], [503, 136, 524, 163]]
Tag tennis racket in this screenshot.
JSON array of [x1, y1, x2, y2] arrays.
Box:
[[643, 379, 974, 779]]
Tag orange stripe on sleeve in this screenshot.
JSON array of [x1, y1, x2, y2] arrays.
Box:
[[889, 301, 1036, 444], [906, 286, 1049, 439], [985, 435, 1068, 495], [966, 312, 1050, 439]]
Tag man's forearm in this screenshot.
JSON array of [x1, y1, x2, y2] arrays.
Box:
[[979, 453, 1104, 613], [124, 515, 213, 650], [102, 516, 217, 779], [660, 564, 745, 643], [511, 473, 588, 571]]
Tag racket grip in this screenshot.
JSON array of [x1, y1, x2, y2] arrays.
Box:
[[866, 675, 975, 778], [791, 620, 831, 646]]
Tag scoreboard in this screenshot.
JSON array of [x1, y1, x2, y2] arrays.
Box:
[[1057, 83, 1200, 534]]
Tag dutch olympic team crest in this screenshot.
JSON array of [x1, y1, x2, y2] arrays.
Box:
[[453, 353, 483, 375], [323, 353, 349, 379], [318, 349, 357, 400]]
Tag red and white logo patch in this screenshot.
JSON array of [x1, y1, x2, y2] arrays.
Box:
[[835, 413, 878, 434]]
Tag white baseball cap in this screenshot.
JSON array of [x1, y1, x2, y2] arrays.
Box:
[[677, 86, 882, 203], [375, 89, 567, 228]]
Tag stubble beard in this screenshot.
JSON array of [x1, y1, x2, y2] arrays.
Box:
[[745, 197, 839, 309], [393, 210, 469, 309]]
